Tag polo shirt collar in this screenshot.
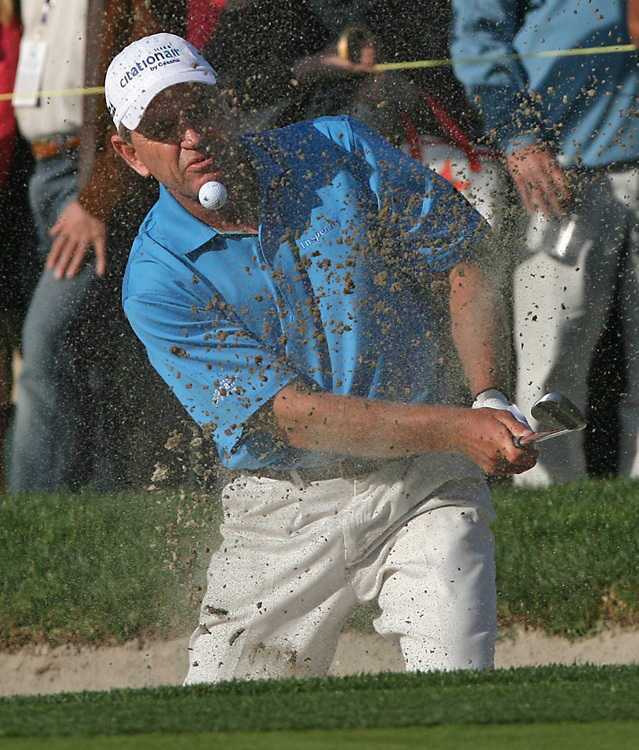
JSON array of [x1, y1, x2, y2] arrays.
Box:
[[150, 184, 219, 255]]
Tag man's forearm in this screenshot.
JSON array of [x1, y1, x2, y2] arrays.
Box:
[[271, 385, 464, 458], [268, 381, 535, 477], [449, 261, 510, 397]]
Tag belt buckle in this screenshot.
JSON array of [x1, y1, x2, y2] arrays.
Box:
[[31, 134, 80, 160]]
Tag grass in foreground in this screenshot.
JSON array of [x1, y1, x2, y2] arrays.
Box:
[[1, 665, 638, 739], [1, 722, 638, 750], [1, 478, 638, 647]]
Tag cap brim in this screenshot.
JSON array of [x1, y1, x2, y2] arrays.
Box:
[[118, 67, 217, 131]]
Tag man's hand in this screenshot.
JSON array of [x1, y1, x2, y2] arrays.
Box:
[[455, 408, 537, 476], [506, 144, 571, 217], [47, 200, 107, 279]]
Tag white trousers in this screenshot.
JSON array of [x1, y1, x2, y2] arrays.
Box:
[[514, 168, 639, 486], [185, 453, 496, 684]]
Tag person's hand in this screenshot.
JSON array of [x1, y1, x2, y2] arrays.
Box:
[[47, 200, 107, 279], [453, 407, 537, 476], [318, 47, 376, 75], [506, 144, 571, 218], [292, 42, 376, 82]]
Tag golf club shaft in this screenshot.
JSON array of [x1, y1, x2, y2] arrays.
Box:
[[513, 427, 577, 448]]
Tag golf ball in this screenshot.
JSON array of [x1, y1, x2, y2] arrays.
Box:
[[198, 181, 228, 211]]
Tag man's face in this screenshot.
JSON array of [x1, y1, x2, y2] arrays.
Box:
[[116, 82, 241, 203]]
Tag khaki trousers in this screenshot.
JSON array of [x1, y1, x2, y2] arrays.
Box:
[[185, 453, 496, 684]]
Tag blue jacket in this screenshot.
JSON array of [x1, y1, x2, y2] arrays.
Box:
[[451, 0, 639, 167]]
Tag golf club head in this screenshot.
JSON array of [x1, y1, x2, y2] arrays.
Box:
[[530, 392, 587, 431], [513, 392, 587, 448]]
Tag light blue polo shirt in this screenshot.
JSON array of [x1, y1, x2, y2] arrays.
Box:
[[123, 116, 488, 469]]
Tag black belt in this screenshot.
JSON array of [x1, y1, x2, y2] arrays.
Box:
[[245, 458, 387, 483]]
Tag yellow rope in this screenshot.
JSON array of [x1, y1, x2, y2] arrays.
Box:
[[0, 43, 636, 101], [0, 85, 104, 102], [373, 43, 637, 72]]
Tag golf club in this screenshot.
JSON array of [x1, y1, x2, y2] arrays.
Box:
[[513, 392, 587, 448]]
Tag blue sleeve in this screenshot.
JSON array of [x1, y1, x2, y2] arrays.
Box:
[[450, 0, 541, 153], [317, 116, 490, 273], [124, 291, 300, 468]]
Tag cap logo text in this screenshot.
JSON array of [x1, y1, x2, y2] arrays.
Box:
[[120, 44, 182, 88]]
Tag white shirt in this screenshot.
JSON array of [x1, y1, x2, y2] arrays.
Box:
[[15, 0, 88, 141]]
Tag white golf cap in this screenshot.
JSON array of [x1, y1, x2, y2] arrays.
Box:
[[105, 33, 217, 131]]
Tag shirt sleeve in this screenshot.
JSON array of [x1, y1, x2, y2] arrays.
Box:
[[124, 291, 300, 468], [450, 0, 541, 154], [320, 116, 491, 273]]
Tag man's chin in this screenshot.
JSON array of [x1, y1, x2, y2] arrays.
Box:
[[192, 173, 224, 194], [167, 184, 205, 209], [169, 175, 228, 208]]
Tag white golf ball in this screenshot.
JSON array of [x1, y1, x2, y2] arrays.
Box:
[[198, 181, 228, 211]]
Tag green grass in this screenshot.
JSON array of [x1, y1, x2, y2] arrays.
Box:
[[1, 479, 638, 647], [0, 490, 220, 648], [1, 666, 638, 738], [492, 479, 639, 636], [1, 722, 638, 750]]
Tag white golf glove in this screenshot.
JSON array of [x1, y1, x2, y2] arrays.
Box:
[[472, 389, 531, 429]]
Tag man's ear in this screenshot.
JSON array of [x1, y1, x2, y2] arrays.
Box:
[[111, 133, 151, 178]]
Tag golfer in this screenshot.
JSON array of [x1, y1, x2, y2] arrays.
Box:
[[107, 34, 536, 683]]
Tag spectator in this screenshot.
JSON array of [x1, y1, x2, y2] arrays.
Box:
[[205, 2, 461, 139], [201, 0, 329, 132], [0, 0, 34, 493], [451, 0, 639, 485], [9, 0, 189, 493], [186, 0, 225, 49], [0, 1, 18, 187], [337, 0, 482, 147]]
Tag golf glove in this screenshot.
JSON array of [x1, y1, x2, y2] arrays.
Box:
[[472, 389, 531, 429]]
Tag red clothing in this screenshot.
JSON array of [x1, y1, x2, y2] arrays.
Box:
[[187, 0, 225, 50], [0, 17, 20, 187]]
